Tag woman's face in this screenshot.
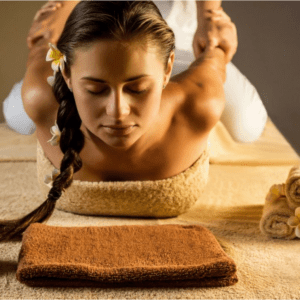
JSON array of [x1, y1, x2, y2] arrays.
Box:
[[62, 40, 174, 151]]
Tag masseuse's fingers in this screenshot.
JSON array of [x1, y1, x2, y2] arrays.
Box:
[[41, 1, 62, 9], [33, 6, 58, 21], [192, 9, 222, 58], [33, 2, 62, 21], [205, 8, 231, 23], [202, 10, 223, 51], [28, 2, 63, 49], [206, 10, 238, 63], [221, 22, 238, 63], [193, 8, 238, 64]]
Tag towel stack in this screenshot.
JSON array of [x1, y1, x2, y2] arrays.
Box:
[[260, 165, 300, 239], [16, 223, 238, 288]]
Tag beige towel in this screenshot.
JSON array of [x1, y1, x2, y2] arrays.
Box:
[[16, 223, 238, 288], [260, 184, 296, 240], [37, 139, 210, 218], [0, 123, 37, 162], [285, 165, 300, 210]]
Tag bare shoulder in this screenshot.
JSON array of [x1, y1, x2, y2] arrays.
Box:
[[168, 80, 220, 139], [22, 44, 59, 127], [169, 48, 227, 136]]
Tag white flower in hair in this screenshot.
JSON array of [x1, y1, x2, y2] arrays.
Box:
[[46, 42, 66, 72], [287, 207, 300, 238], [44, 168, 60, 185], [47, 71, 57, 87], [47, 120, 61, 146]]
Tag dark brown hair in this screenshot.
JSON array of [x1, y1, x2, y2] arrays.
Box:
[[0, 0, 175, 242]]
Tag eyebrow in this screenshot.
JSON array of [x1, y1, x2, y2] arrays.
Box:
[[80, 74, 150, 83]]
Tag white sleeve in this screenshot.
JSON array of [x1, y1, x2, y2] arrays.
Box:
[[165, 0, 198, 53], [221, 62, 268, 143], [2, 79, 36, 135]]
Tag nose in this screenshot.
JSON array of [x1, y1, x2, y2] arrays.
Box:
[[106, 92, 130, 120]]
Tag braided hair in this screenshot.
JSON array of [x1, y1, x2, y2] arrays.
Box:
[[0, 0, 175, 242]]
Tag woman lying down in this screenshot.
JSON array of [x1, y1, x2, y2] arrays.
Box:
[[0, 1, 238, 242]]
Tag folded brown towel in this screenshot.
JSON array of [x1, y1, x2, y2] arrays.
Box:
[[285, 165, 300, 210], [260, 184, 296, 239], [16, 223, 238, 288]]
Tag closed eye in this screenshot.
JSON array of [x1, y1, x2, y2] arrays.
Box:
[[87, 89, 147, 95]]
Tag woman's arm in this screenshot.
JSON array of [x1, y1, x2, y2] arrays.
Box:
[[174, 46, 227, 133], [187, 7, 237, 87], [22, 40, 59, 126], [175, 7, 237, 133], [22, 1, 79, 125]]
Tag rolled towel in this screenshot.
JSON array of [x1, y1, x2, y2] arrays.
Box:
[[16, 223, 238, 288], [260, 184, 297, 240], [285, 165, 300, 210]]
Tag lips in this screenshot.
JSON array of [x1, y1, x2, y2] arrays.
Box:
[[103, 125, 135, 129], [103, 125, 136, 136], [105, 126, 133, 129]]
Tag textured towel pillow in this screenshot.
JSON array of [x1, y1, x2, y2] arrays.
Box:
[[16, 223, 238, 288]]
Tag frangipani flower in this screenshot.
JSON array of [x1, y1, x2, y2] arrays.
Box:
[[47, 71, 57, 87], [47, 120, 61, 146], [46, 42, 66, 73], [287, 207, 300, 238], [44, 168, 60, 185]]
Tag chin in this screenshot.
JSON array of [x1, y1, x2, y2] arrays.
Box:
[[101, 133, 139, 149], [105, 139, 136, 150]]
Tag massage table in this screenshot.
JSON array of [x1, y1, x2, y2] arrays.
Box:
[[0, 117, 299, 299]]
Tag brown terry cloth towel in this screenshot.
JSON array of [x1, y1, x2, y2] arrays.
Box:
[[16, 223, 238, 288]]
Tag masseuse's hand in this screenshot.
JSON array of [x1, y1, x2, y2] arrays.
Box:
[[27, 1, 63, 49], [192, 7, 238, 64], [26, 1, 79, 50]]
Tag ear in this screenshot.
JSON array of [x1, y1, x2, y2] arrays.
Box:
[[164, 50, 175, 86], [61, 68, 72, 91]]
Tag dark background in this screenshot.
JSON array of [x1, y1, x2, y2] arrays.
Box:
[[222, 1, 300, 155], [1, 1, 300, 154]]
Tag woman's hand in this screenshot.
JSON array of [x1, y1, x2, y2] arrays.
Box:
[[192, 7, 238, 64]]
